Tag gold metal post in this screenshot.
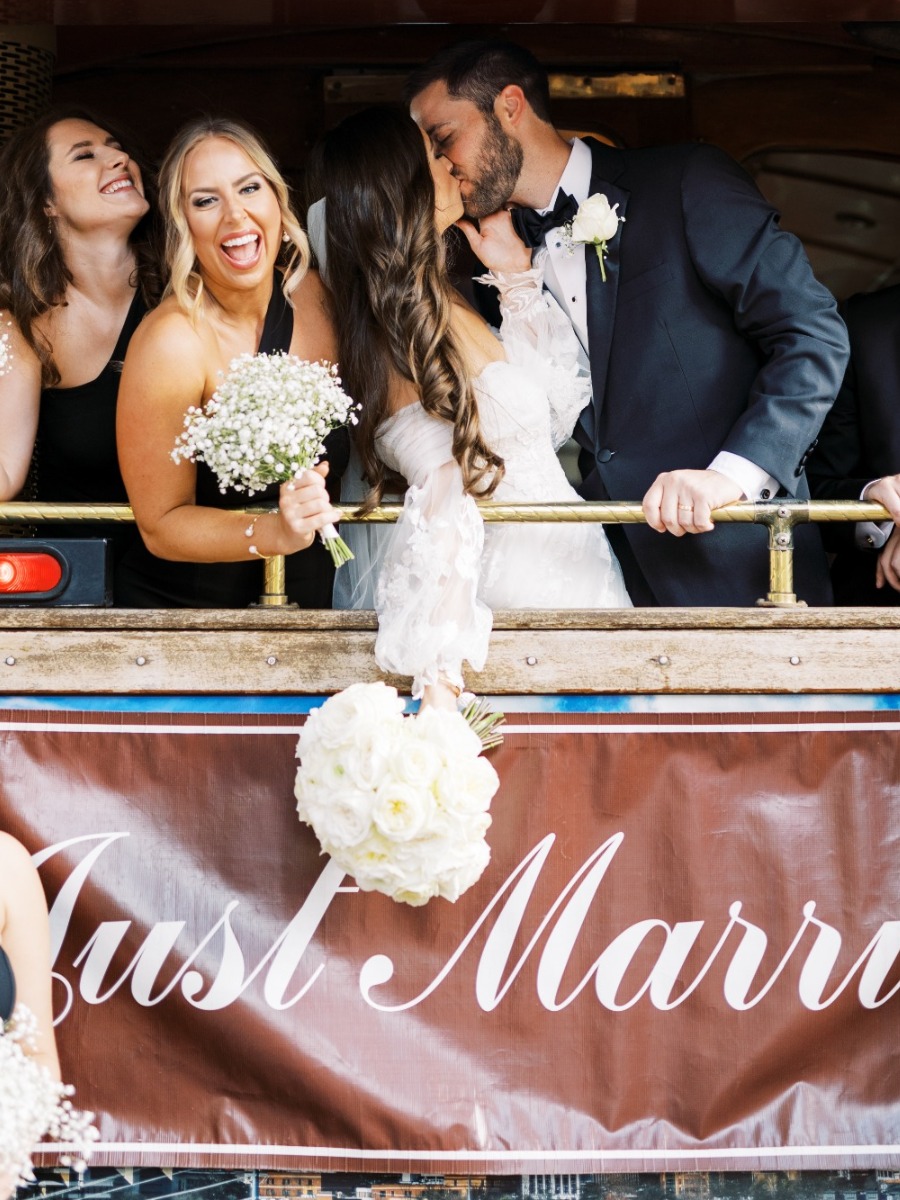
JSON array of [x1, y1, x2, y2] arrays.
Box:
[[755, 504, 806, 607], [259, 555, 289, 606], [246, 505, 289, 607]]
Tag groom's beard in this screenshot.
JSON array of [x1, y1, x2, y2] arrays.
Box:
[[459, 113, 523, 219]]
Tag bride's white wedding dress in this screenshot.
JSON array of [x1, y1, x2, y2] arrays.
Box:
[[338, 260, 632, 697]]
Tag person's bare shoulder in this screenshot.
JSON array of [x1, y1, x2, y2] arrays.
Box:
[[291, 268, 339, 363], [0, 833, 40, 928], [126, 296, 203, 362], [121, 297, 207, 402], [0, 311, 41, 379], [0, 831, 33, 872], [295, 266, 329, 303]]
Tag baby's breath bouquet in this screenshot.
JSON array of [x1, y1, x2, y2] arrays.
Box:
[[0, 1005, 98, 1190], [172, 352, 359, 567], [0, 317, 14, 377]]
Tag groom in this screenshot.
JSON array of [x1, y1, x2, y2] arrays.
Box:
[[407, 41, 849, 606]]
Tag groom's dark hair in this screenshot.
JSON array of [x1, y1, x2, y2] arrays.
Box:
[[405, 39, 553, 123]]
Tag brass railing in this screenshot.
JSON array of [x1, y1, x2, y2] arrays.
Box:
[[0, 499, 890, 607]]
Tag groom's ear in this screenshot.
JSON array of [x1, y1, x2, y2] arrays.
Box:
[[495, 84, 528, 130]]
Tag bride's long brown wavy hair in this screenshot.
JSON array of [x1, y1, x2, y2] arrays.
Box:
[[306, 106, 503, 511]]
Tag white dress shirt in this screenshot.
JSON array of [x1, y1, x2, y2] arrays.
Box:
[[536, 139, 779, 502], [538, 138, 593, 357]]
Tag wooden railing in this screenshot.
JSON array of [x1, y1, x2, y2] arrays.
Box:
[[0, 498, 891, 607]]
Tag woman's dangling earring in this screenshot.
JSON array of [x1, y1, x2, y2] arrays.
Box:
[[282, 231, 291, 244]]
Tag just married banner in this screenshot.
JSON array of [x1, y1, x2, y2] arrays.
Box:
[[1, 699, 899, 1171]]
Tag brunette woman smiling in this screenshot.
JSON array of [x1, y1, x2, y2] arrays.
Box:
[[0, 108, 161, 603]]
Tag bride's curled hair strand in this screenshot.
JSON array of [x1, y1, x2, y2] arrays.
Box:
[[306, 106, 503, 511]]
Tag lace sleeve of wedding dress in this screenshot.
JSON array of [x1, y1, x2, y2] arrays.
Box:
[[373, 405, 492, 699], [476, 256, 593, 450]]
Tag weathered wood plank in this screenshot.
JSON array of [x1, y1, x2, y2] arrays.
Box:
[[2, 607, 900, 632], [0, 626, 897, 694], [479, 629, 900, 694]]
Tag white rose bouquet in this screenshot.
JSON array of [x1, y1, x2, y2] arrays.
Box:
[[0, 1005, 98, 1189], [562, 192, 623, 282], [172, 351, 359, 567], [294, 682, 502, 907]]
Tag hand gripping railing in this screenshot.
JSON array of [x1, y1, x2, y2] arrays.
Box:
[[0, 499, 891, 607]]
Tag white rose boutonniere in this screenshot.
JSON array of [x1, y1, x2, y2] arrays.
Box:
[[562, 193, 623, 282]]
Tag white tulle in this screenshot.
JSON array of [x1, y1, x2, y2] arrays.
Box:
[[345, 259, 632, 696], [332, 444, 395, 611]]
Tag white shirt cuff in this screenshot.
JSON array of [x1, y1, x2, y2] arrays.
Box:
[[855, 480, 892, 548], [708, 451, 778, 501], [855, 522, 892, 550]]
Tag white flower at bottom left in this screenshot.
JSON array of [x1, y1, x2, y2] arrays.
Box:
[[0, 1005, 98, 1193]]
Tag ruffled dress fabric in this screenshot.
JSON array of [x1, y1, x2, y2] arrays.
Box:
[[367, 260, 631, 697]]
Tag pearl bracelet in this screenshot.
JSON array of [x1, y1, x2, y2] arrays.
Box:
[[245, 513, 273, 559]]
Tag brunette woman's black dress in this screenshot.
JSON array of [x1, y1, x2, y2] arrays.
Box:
[[0, 945, 14, 1022], [36, 290, 148, 604]]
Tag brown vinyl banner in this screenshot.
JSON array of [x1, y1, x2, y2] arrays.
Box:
[[1, 702, 899, 1172]]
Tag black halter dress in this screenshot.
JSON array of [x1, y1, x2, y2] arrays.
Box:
[[115, 281, 348, 608], [36, 290, 148, 603], [0, 945, 15, 1023]]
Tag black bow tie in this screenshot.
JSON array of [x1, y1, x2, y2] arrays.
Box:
[[511, 190, 578, 249]]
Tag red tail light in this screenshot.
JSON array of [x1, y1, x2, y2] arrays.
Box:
[[0, 540, 110, 606], [0, 551, 64, 594]]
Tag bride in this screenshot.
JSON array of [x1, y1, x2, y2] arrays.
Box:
[[308, 106, 631, 710]]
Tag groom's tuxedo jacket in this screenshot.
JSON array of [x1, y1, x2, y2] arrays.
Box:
[[537, 139, 849, 606], [808, 283, 900, 605]]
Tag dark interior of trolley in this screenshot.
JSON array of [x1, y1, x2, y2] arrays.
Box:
[[28, 5, 900, 303]]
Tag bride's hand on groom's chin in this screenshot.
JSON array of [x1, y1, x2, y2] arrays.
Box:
[[456, 211, 533, 275]]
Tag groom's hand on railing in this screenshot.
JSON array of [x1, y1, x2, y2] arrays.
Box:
[[642, 468, 744, 536], [860, 475, 900, 591], [876, 526, 900, 593], [862, 474, 900, 524]]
